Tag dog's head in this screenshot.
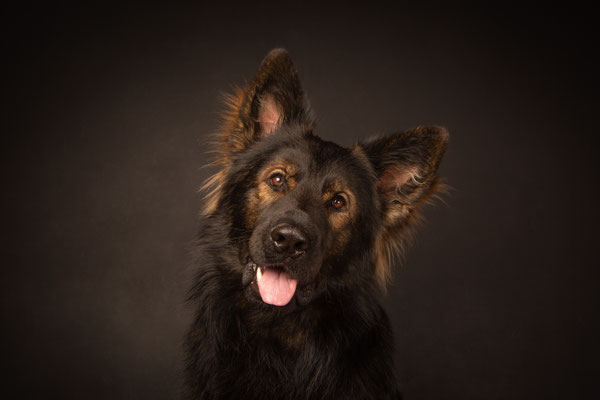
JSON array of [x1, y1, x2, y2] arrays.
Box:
[[203, 49, 447, 309]]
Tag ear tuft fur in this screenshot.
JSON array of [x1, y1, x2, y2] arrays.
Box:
[[360, 126, 449, 290], [373, 177, 450, 290]]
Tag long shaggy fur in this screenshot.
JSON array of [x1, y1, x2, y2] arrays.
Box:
[[185, 49, 448, 400]]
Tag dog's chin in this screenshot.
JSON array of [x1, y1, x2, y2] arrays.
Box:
[[241, 258, 317, 309]]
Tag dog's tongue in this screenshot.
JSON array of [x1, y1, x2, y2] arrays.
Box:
[[257, 268, 297, 306]]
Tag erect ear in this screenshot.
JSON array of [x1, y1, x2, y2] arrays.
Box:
[[219, 48, 313, 157], [357, 126, 449, 287], [202, 49, 313, 215], [360, 125, 449, 218]]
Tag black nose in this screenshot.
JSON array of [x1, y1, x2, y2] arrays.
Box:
[[270, 224, 309, 256]]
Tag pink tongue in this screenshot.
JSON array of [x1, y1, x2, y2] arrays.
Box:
[[257, 268, 298, 306]]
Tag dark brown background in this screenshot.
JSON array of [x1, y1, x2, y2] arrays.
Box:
[[4, 3, 598, 399]]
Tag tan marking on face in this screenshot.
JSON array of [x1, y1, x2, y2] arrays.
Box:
[[327, 198, 351, 231], [265, 158, 299, 178], [257, 179, 282, 205], [322, 180, 356, 254], [244, 161, 299, 228], [329, 227, 351, 255]]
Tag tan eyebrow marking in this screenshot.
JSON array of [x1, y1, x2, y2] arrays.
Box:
[[245, 160, 298, 228], [322, 179, 356, 254]]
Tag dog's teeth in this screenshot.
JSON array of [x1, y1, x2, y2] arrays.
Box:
[[256, 267, 263, 282]]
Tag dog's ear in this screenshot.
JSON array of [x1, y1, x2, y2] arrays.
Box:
[[219, 48, 312, 156], [202, 49, 312, 215], [357, 126, 449, 288], [360, 126, 449, 214]]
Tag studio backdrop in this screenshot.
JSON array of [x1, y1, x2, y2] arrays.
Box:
[[4, 3, 597, 399]]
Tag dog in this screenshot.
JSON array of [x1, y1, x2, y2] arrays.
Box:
[[184, 48, 448, 399]]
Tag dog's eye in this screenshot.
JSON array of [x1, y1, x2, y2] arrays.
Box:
[[269, 173, 286, 188], [331, 194, 346, 211]]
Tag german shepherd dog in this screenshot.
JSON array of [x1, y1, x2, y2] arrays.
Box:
[[185, 49, 448, 399]]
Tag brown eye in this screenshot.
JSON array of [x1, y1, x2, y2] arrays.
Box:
[[269, 173, 286, 188], [331, 194, 346, 211]]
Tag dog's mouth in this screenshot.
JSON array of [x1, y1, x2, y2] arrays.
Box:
[[257, 265, 298, 306], [245, 260, 298, 306]]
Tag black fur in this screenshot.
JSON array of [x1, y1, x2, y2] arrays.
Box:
[[185, 49, 447, 400]]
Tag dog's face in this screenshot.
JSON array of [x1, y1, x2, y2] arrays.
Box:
[[238, 130, 379, 307], [204, 49, 447, 310]]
